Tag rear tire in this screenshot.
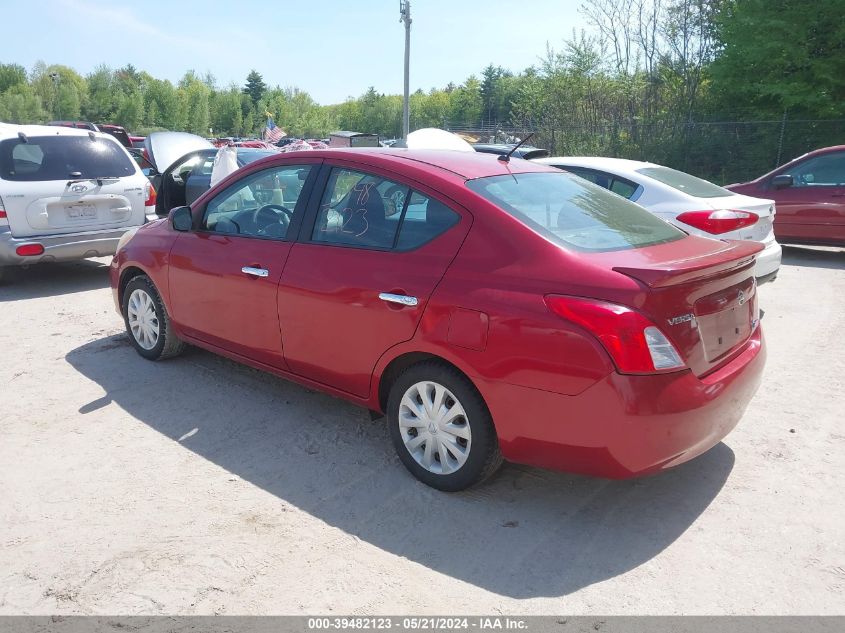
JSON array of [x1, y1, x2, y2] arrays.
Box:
[[0, 266, 7, 284], [122, 275, 185, 360], [387, 361, 503, 491]]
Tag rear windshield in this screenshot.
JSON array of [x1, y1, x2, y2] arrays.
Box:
[[466, 172, 684, 252], [0, 135, 136, 182], [636, 166, 730, 198]]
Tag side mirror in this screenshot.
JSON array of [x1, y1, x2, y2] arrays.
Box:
[[170, 206, 193, 232], [771, 174, 793, 189]]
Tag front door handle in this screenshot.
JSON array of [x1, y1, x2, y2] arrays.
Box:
[[379, 292, 418, 307], [242, 266, 269, 278]]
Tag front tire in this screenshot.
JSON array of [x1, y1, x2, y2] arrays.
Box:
[[122, 275, 185, 360], [387, 362, 503, 491]]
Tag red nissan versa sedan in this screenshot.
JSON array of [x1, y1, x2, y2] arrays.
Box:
[[110, 149, 766, 491]]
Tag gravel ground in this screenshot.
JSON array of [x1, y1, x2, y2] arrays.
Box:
[[0, 245, 843, 615]]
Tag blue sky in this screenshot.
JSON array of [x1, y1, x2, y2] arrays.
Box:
[[5, 0, 589, 103]]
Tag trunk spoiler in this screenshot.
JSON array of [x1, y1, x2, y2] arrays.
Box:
[[613, 240, 764, 288]]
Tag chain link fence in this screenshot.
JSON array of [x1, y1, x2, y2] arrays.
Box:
[[446, 118, 845, 185]]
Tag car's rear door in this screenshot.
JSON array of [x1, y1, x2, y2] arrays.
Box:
[[0, 133, 145, 237], [277, 163, 470, 397], [167, 160, 319, 369]]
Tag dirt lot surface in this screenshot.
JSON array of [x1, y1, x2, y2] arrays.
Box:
[[1, 246, 843, 615]]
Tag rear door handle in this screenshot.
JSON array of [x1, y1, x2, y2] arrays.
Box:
[[379, 292, 418, 307], [242, 266, 269, 278]]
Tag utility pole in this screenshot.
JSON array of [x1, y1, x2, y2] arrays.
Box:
[[49, 72, 61, 120], [400, 0, 412, 140]]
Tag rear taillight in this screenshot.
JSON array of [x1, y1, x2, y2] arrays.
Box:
[[0, 196, 7, 226], [676, 209, 758, 235], [544, 295, 685, 374], [144, 181, 157, 207]]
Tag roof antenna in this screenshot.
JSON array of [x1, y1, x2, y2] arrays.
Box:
[[18, 131, 28, 143], [88, 131, 96, 141], [498, 133, 534, 162]]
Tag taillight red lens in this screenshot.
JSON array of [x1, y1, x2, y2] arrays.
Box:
[[0, 210, 6, 219], [16, 243, 44, 256], [676, 209, 758, 234], [145, 181, 157, 207], [544, 295, 685, 374]]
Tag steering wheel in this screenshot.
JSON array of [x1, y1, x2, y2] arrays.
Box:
[[253, 204, 294, 235]]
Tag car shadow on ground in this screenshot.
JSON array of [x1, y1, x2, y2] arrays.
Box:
[[66, 335, 735, 599], [781, 245, 844, 270], [0, 260, 110, 301]]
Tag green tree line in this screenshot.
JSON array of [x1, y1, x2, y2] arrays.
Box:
[[1, 0, 842, 182]]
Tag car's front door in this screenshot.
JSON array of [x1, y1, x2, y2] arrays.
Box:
[[770, 150, 845, 243], [168, 161, 319, 369], [277, 164, 469, 397]]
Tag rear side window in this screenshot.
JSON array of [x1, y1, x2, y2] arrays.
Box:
[[0, 135, 136, 181], [560, 166, 639, 200], [637, 166, 729, 198], [466, 172, 684, 252], [313, 168, 459, 251], [610, 178, 638, 198], [397, 192, 459, 250]]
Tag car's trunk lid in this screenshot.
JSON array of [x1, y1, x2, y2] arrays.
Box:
[[2, 178, 145, 238], [587, 236, 762, 376]]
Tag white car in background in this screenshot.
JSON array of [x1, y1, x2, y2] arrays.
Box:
[[0, 123, 155, 283], [534, 156, 782, 282]]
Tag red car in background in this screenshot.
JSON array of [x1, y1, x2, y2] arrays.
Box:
[[726, 145, 845, 247], [110, 149, 765, 491]]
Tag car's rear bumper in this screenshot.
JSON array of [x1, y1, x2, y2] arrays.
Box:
[[753, 237, 782, 281], [478, 328, 766, 478], [0, 225, 139, 266]]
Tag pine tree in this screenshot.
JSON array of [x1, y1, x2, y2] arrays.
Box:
[[243, 70, 266, 105]]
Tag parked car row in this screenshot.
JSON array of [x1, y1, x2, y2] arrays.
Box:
[[535, 156, 781, 282], [1, 120, 837, 492], [473, 140, 845, 259]]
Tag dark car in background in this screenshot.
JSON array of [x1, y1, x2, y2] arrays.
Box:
[[472, 143, 551, 160], [48, 121, 133, 148], [726, 145, 845, 247]]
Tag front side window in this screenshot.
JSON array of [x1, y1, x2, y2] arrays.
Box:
[[0, 135, 136, 181], [788, 152, 845, 187], [202, 165, 311, 239], [466, 171, 684, 252]]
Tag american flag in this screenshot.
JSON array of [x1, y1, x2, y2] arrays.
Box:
[[263, 115, 286, 144]]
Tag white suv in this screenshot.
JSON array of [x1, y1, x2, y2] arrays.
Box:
[[0, 123, 155, 282]]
